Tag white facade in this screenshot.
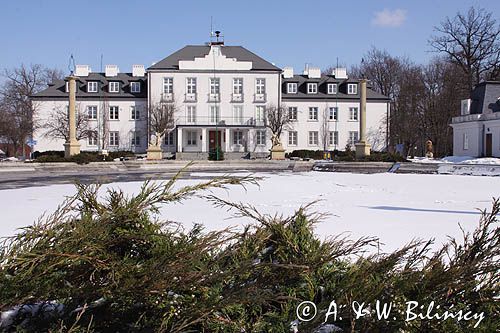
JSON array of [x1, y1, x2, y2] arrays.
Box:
[[32, 42, 390, 158]]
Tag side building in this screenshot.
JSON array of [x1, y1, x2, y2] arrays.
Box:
[[451, 81, 500, 157], [31, 37, 390, 158]]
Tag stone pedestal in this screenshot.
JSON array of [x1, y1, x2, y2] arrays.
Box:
[[355, 141, 371, 159], [270, 144, 286, 160], [147, 145, 163, 160], [64, 141, 80, 158]]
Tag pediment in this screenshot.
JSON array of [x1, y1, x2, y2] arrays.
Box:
[[178, 46, 252, 71]]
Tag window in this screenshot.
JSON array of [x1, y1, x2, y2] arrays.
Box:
[[88, 131, 98, 146], [130, 82, 141, 93], [109, 106, 119, 120], [109, 132, 119, 146], [187, 105, 196, 123], [163, 77, 173, 94], [256, 106, 265, 124], [131, 106, 140, 120], [187, 130, 197, 146], [109, 82, 119, 93], [256, 130, 266, 145], [329, 131, 338, 146], [349, 107, 358, 121], [327, 83, 337, 94], [131, 131, 141, 146], [186, 78, 197, 94], [308, 131, 318, 145], [233, 130, 243, 145], [288, 107, 298, 121], [307, 83, 318, 94], [87, 106, 98, 120], [233, 78, 243, 94], [348, 83, 358, 94], [288, 131, 298, 146], [210, 105, 220, 123], [287, 82, 297, 94], [329, 107, 338, 121], [210, 77, 220, 94], [256, 78, 266, 94], [308, 107, 318, 121], [164, 131, 174, 146], [87, 81, 98, 93], [348, 131, 358, 146], [233, 105, 243, 124], [463, 133, 469, 150], [65, 82, 69, 93]]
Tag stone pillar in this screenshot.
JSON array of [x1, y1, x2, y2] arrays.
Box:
[[177, 128, 183, 152], [64, 75, 81, 158], [201, 128, 207, 152], [225, 128, 230, 152], [355, 79, 371, 159]]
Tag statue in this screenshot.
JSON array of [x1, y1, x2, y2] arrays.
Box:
[[271, 133, 281, 148], [270, 133, 285, 160], [147, 131, 164, 160], [425, 140, 434, 158]]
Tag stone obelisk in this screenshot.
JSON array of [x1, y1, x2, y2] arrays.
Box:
[[355, 79, 371, 159], [64, 75, 81, 158]]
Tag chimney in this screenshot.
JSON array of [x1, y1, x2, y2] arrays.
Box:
[[105, 65, 119, 77], [283, 67, 294, 79], [303, 63, 310, 76], [308, 67, 321, 79], [461, 99, 471, 115], [132, 64, 145, 77], [75, 65, 90, 77], [333, 68, 348, 79]]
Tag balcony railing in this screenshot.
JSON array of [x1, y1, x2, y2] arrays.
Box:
[[185, 93, 197, 102], [231, 93, 244, 102], [208, 93, 220, 102], [451, 113, 500, 123], [177, 116, 266, 127], [254, 93, 266, 103], [161, 92, 174, 102]]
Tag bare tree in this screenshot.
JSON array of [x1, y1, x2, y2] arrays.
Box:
[[42, 104, 91, 141], [429, 6, 500, 93], [319, 106, 330, 152], [0, 64, 63, 157], [149, 101, 177, 146], [264, 104, 291, 146]]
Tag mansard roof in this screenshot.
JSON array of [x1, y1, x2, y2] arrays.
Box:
[[469, 81, 500, 114], [148, 45, 282, 71], [31, 73, 147, 99], [282, 74, 390, 101]]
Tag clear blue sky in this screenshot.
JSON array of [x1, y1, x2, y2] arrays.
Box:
[[1, 0, 499, 76]]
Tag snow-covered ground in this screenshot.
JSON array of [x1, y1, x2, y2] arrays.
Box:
[[1, 172, 499, 253], [410, 156, 500, 164]]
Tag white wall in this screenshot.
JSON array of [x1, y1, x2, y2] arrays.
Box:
[[451, 122, 483, 157]]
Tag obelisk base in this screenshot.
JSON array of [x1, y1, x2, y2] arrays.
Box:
[[355, 141, 371, 159], [64, 141, 81, 158]]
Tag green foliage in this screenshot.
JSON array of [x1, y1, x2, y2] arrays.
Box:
[[0, 168, 498, 332], [287, 149, 406, 162], [208, 147, 224, 161], [33, 151, 136, 164]]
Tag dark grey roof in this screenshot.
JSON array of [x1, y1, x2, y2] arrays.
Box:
[[282, 74, 390, 101], [470, 81, 500, 114], [148, 45, 281, 71], [31, 73, 147, 99]]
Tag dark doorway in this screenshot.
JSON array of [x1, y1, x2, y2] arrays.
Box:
[[485, 133, 492, 157], [209, 130, 222, 150]]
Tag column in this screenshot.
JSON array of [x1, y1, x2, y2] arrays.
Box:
[[177, 128, 183, 152], [359, 79, 367, 143], [225, 128, 230, 152], [64, 75, 81, 158], [201, 128, 207, 152]]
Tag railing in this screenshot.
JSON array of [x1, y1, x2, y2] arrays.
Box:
[[254, 93, 266, 103], [185, 93, 197, 102], [160, 92, 174, 102], [451, 113, 500, 123], [177, 116, 266, 127], [231, 93, 244, 102], [208, 93, 220, 102]]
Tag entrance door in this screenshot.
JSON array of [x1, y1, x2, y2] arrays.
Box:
[[485, 133, 492, 157], [209, 130, 222, 150]]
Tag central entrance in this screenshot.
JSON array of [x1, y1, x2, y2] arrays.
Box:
[[209, 130, 223, 150]]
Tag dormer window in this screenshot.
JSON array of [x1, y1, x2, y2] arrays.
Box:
[[287, 82, 297, 94], [307, 83, 318, 94], [130, 82, 141, 93], [87, 81, 98, 93], [109, 82, 120, 93], [327, 83, 337, 94], [347, 83, 358, 95]]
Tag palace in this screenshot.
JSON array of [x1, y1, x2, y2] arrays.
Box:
[[32, 36, 390, 159]]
